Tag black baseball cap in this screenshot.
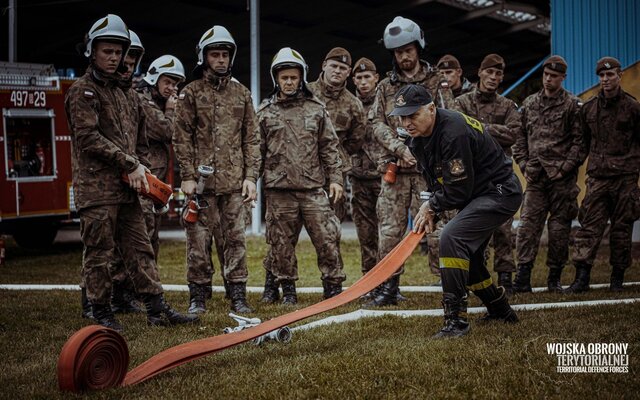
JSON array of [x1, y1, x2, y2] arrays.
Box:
[[389, 84, 433, 116]]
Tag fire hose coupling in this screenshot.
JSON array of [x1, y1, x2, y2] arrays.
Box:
[[183, 165, 215, 223], [121, 171, 173, 213], [222, 313, 292, 345]]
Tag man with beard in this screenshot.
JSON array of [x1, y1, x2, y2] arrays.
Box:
[[174, 26, 260, 314], [66, 14, 198, 331], [367, 16, 454, 306]]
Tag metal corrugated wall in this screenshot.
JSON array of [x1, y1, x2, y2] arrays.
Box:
[[551, 0, 640, 94]]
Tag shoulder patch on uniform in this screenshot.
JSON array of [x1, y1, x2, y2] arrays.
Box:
[[449, 159, 465, 176], [83, 90, 94, 98]]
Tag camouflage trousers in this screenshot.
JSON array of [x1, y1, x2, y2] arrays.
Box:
[[377, 173, 426, 276], [185, 192, 248, 285], [264, 188, 345, 284], [572, 174, 640, 268], [488, 217, 516, 273], [350, 177, 380, 274], [79, 201, 163, 305], [516, 171, 579, 267]]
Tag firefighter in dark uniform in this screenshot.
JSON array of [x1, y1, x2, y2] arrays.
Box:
[[392, 84, 522, 337]]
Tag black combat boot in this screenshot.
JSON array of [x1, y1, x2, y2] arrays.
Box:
[[610, 266, 625, 292], [396, 287, 409, 302], [360, 285, 380, 302], [565, 263, 591, 294], [547, 266, 564, 293], [229, 282, 254, 313], [498, 272, 514, 296], [81, 288, 94, 320], [111, 280, 144, 314], [281, 280, 297, 305], [188, 283, 206, 314], [261, 270, 280, 303], [92, 303, 124, 333], [322, 281, 343, 299], [364, 276, 399, 307], [433, 293, 470, 338], [477, 286, 519, 323], [144, 293, 200, 326], [513, 262, 534, 293]]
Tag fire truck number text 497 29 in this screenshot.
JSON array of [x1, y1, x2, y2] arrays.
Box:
[[10, 90, 46, 108]]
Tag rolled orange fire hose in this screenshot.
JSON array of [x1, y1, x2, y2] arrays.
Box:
[[58, 231, 424, 392]]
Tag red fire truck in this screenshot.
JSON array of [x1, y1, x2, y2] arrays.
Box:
[[0, 62, 78, 248]]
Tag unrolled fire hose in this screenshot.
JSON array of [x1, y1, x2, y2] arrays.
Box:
[[57, 231, 424, 392]]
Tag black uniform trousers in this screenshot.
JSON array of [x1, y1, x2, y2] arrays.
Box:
[[439, 175, 522, 302]]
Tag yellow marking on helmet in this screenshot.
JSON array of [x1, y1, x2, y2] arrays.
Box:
[[202, 28, 214, 42], [91, 17, 109, 33], [160, 59, 175, 68], [292, 50, 304, 61]]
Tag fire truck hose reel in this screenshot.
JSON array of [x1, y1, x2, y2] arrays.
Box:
[[57, 232, 424, 392]]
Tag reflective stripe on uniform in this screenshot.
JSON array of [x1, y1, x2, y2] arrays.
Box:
[[439, 257, 469, 270], [468, 277, 493, 291]]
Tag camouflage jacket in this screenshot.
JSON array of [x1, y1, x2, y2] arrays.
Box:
[[65, 69, 148, 210], [454, 88, 520, 156], [173, 72, 261, 194], [136, 86, 175, 181], [308, 75, 365, 173], [452, 77, 475, 98], [257, 92, 343, 190], [581, 88, 640, 177], [512, 87, 585, 181], [350, 91, 382, 179], [369, 60, 454, 174]]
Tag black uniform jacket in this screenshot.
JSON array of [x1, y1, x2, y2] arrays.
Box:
[[408, 108, 513, 213]]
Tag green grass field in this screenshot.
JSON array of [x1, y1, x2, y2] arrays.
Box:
[[1, 235, 638, 399]]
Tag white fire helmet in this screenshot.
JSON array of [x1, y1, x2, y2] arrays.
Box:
[[382, 16, 425, 51], [196, 25, 237, 69], [128, 30, 145, 71], [270, 47, 308, 89], [84, 14, 131, 58], [143, 55, 186, 86]]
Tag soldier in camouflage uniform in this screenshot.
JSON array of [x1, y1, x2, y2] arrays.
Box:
[[308, 47, 366, 221], [258, 47, 345, 305], [512, 55, 585, 293], [174, 26, 260, 314], [67, 14, 198, 331], [568, 57, 640, 293], [437, 54, 474, 98], [367, 17, 455, 306], [350, 57, 382, 279], [136, 55, 185, 258], [454, 54, 521, 294]]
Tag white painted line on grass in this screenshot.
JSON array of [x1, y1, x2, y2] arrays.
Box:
[[292, 298, 640, 331], [1, 282, 639, 292]]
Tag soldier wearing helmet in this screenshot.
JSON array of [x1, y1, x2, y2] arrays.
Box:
[[367, 16, 454, 307], [174, 26, 260, 314], [66, 14, 199, 331], [308, 47, 366, 223], [133, 55, 186, 260], [257, 47, 345, 305], [454, 54, 521, 294]]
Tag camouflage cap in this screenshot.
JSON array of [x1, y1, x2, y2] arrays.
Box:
[[596, 56, 621, 74], [437, 54, 461, 70], [324, 47, 352, 67], [480, 53, 505, 71], [543, 55, 568, 73], [389, 84, 433, 116], [352, 57, 376, 75]]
